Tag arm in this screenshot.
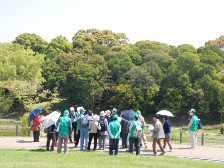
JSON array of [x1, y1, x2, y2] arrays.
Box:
[[151, 122, 159, 133], [107, 123, 113, 138], [114, 124, 121, 139], [188, 118, 194, 128]]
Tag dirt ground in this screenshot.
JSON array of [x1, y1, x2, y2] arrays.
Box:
[[0, 136, 223, 162]]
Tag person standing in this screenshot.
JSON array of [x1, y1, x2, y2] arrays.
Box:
[[150, 114, 165, 156], [129, 114, 142, 155], [120, 117, 129, 149], [33, 114, 42, 142], [69, 107, 77, 143], [46, 124, 56, 151], [77, 108, 91, 151], [163, 116, 172, 152], [98, 111, 108, 150], [88, 114, 100, 151], [109, 108, 118, 123], [136, 110, 148, 148], [57, 109, 72, 154], [186, 109, 199, 149], [108, 114, 121, 155], [75, 109, 82, 148]]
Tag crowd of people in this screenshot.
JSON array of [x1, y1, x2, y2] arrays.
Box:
[[30, 107, 200, 156]]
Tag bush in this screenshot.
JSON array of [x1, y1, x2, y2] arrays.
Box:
[[19, 113, 30, 136], [220, 124, 224, 134]]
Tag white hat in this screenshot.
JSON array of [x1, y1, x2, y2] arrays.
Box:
[[70, 107, 74, 111], [100, 111, 105, 116]]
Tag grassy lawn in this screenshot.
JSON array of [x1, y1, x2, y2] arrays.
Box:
[[0, 149, 223, 168]]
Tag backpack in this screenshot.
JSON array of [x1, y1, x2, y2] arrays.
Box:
[[133, 121, 142, 138], [81, 115, 89, 128], [198, 119, 202, 129], [99, 118, 107, 132]]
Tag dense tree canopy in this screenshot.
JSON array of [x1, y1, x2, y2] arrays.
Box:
[[1, 30, 224, 121]]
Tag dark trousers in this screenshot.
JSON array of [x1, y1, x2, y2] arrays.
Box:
[[33, 128, 40, 142], [69, 122, 77, 142], [129, 137, 140, 155], [88, 133, 98, 150], [109, 139, 119, 155], [121, 132, 128, 148], [46, 133, 55, 151], [55, 132, 59, 143], [75, 130, 80, 147]]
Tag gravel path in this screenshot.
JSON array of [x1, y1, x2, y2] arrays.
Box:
[[0, 136, 223, 162]]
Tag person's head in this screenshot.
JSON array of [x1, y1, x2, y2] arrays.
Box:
[[163, 116, 169, 121], [64, 109, 69, 116], [133, 114, 139, 121], [153, 114, 159, 121], [79, 108, 86, 114], [113, 114, 118, 120], [189, 109, 196, 116], [106, 110, 111, 116], [88, 110, 93, 116], [112, 108, 118, 114], [100, 111, 105, 117], [136, 110, 142, 117], [70, 107, 75, 113]]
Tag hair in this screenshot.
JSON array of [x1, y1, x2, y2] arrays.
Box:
[[164, 116, 169, 120], [153, 114, 159, 119]]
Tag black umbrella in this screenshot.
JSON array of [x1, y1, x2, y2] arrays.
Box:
[[120, 109, 138, 121]]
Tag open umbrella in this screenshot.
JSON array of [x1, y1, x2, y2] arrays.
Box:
[[121, 109, 138, 121], [28, 106, 44, 123], [42, 111, 61, 128], [156, 110, 174, 117]]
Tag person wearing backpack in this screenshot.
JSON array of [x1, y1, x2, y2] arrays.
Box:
[[108, 114, 121, 155], [57, 109, 72, 154], [129, 114, 142, 155], [98, 111, 108, 150], [186, 109, 199, 149], [136, 110, 148, 148], [69, 107, 77, 143], [76, 108, 91, 151]]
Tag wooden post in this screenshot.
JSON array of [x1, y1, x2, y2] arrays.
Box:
[[16, 125, 19, 136], [201, 132, 204, 145], [180, 130, 182, 143]]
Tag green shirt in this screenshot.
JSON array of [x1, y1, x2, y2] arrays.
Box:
[[108, 120, 121, 139], [190, 115, 199, 132], [129, 120, 142, 138], [59, 115, 71, 136]]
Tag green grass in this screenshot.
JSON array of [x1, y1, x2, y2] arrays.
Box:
[[0, 149, 223, 168]]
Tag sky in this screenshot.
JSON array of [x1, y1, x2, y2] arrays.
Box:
[[0, 0, 224, 48]]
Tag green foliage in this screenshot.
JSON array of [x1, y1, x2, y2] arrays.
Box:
[[19, 112, 30, 136]]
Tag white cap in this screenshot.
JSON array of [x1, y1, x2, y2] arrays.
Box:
[[70, 107, 74, 111]]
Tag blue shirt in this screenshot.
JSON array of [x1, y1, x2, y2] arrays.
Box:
[[163, 120, 171, 134]]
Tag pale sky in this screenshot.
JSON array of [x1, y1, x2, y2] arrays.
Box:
[[0, 0, 224, 48]]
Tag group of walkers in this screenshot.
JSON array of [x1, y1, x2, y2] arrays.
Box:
[[31, 107, 200, 156]]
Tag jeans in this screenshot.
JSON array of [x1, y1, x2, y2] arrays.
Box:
[[109, 139, 119, 155], [46, 133, 55, 151], [88, 133, 97, 150], [129, 137, 140, 155], [57, 134, 69, 153], [80, 127, 89, 150], [98, 134, 107, 150]]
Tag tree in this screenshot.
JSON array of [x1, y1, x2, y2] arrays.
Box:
[[13, 33, 48, 54]]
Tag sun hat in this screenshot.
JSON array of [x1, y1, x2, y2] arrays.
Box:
[[70, 107, 74, 111], [112, 108, 118, 113], [79, 107, 86, 114], [64, 109, 69, 115], [136, 110, 141, 115], [189, 109, 196, 113], [100, 111, 105, 116]]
